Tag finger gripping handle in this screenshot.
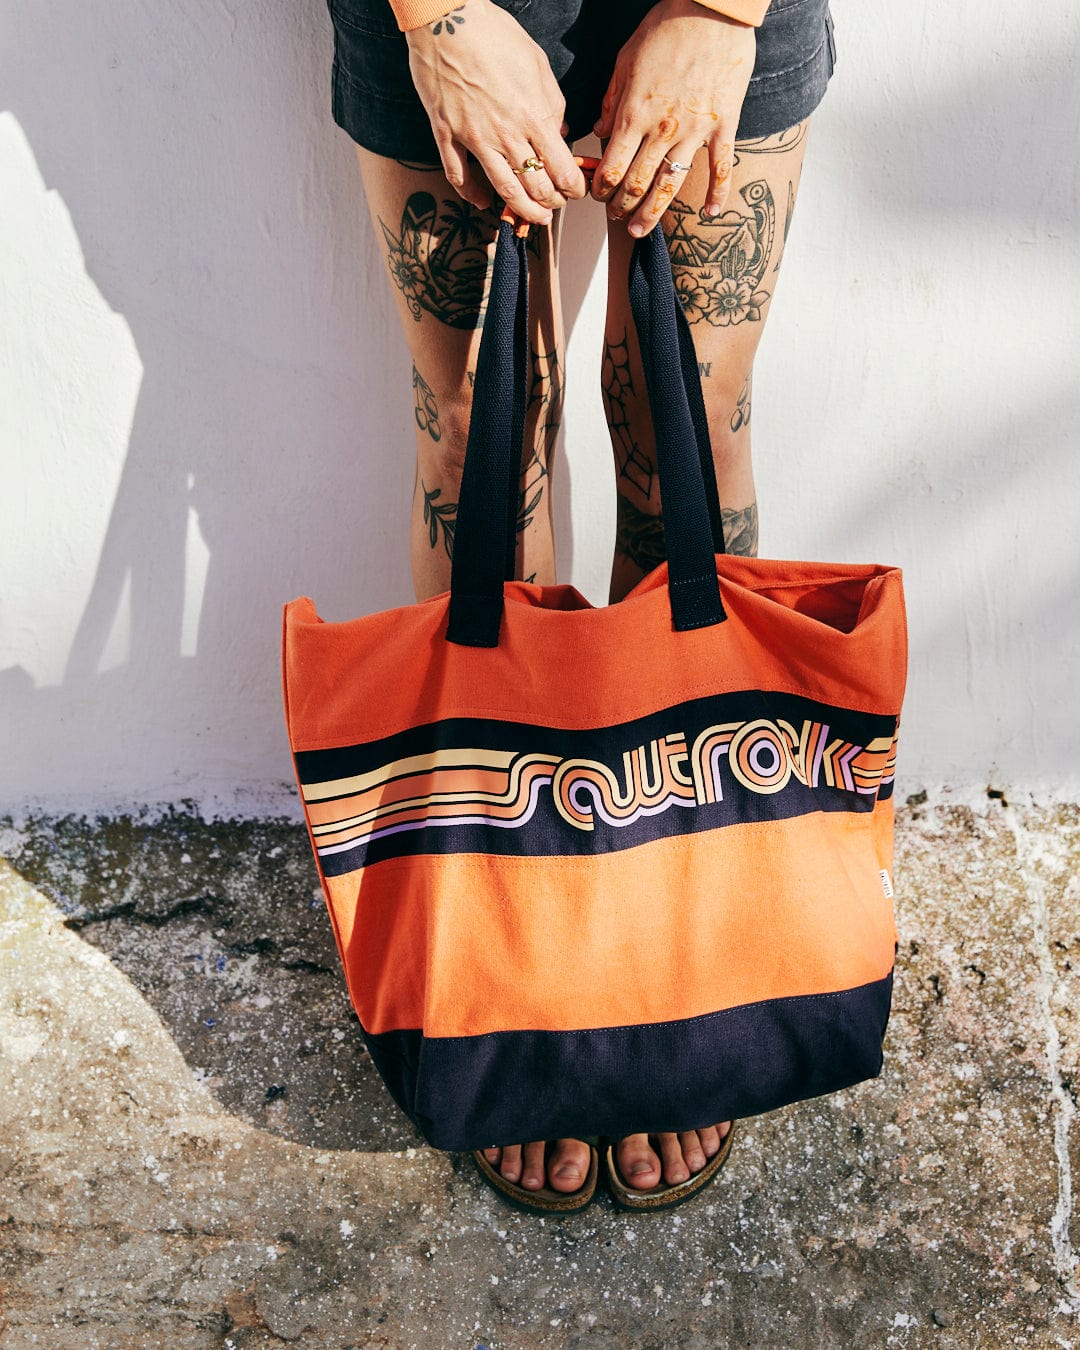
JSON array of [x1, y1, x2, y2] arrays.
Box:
[[499, 156, 601, 235]]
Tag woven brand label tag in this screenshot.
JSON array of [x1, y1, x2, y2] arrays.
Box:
[[880, 869, 894, 899]]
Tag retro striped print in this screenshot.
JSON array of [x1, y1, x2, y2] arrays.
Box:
[[295, 689, 898, 877]]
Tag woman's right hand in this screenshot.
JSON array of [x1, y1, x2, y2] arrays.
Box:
[[405, 0, 586, 224]]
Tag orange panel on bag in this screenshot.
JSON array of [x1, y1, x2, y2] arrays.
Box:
[[283, 562, 906, 756], [323, 801, 897, 1039]]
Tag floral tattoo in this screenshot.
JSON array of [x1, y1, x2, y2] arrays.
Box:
[[666, 181, 775, 328], [431, 6, 465, 34], [421, 480, 457, 558], [379, 192, 496, 329]]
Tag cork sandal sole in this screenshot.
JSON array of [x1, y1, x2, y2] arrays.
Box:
[[603, 1123, 736, 1213], [471, 1140, 600, 1216]]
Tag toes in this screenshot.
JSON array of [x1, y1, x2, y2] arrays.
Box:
[[498, 1144, 523, 1184], [657, 1132, 690, 1185], [617, 1133, 662, 1189], [679, 1130, 707, 1174], [494, 1140, 593, 1193], [697, 1125, 721, 1159], [693, 1122, 732, 1160], [548, 1138, 590, 1193], [521, 1140, 547, 1190]]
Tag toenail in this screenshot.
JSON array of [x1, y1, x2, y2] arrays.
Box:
[[523, 1175, 542, 1189], [555, 1165, 580, 1180], [629, 1161, 653, 1176]]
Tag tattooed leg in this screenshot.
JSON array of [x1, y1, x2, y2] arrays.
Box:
[[356, 148, 565, 600], [603, 120, 811, 601]]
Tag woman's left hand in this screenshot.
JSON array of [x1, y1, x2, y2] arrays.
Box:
[[591, 0, 756, 234]]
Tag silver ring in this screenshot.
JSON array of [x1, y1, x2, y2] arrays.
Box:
[[662, 155, 693, 174]]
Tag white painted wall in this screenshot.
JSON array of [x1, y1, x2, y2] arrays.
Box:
[[2, 0, 1078, 812]]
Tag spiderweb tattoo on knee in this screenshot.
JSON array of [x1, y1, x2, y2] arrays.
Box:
[[517, 346, 561, 536], [602, 330, 655, 501]]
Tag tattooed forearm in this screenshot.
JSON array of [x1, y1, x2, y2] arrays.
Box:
[[730, 375, 752, 433], [602, 330, 655, 500], [615, 494, 666, 575], [421, 479, 457, 558], [379, 192, 495, 328], [430, 6, 465, 34], [667, 182, 774, 327], [721, 502, 759, 557], [413, 364, 441, 442]]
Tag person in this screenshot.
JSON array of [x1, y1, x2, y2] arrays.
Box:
[[323, 0, 835, 1211]]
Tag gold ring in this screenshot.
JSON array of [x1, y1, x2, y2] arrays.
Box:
[[662, 155, 693, 174], [512, 156, 546, 175]]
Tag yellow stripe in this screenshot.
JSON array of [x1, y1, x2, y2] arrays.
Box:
[[302, 747, 518, 804], [310, 755, 559, 838]]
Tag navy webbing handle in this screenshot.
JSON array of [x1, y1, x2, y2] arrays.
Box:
[[627, 228, 726, 629], [447, 223, 529, 647], [447, 220, 725, 647]]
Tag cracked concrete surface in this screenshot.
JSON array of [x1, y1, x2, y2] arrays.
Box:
[[0, 793, 1078, 1348]]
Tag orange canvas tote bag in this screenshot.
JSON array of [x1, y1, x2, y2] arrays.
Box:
[[282, 217, 907, 1152]]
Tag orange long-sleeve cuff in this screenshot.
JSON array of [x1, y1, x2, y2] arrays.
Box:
[[692, 0, 771, 26], [388, 0, 460, 31]]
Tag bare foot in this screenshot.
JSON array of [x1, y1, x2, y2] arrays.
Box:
[[481, 1139, 593, 1193], [615, 1124, 731, 1188], [482, 1125, 731, 1193]]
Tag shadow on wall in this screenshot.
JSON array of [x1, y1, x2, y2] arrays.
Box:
[[0, 1, 602, 804], [4, 1, 390, 801], [6, 2, 1079, 804]]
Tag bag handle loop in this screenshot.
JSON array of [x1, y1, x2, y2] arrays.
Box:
[[448, 166, 726, 647]]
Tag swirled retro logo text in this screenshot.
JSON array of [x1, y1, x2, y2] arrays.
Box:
[[296, 701, 899, 874]]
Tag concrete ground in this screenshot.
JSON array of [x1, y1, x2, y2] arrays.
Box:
[[0, 791, 1078, 1349]]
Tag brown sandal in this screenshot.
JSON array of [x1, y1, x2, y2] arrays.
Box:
[[471, 1140, 600, 1216], [603, 1123, 736, 1212]]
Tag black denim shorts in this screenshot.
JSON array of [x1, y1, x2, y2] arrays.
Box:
[[326, 0, 836, 162]]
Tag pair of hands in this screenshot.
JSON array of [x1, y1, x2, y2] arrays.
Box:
[[406, 0, 755, 234]]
